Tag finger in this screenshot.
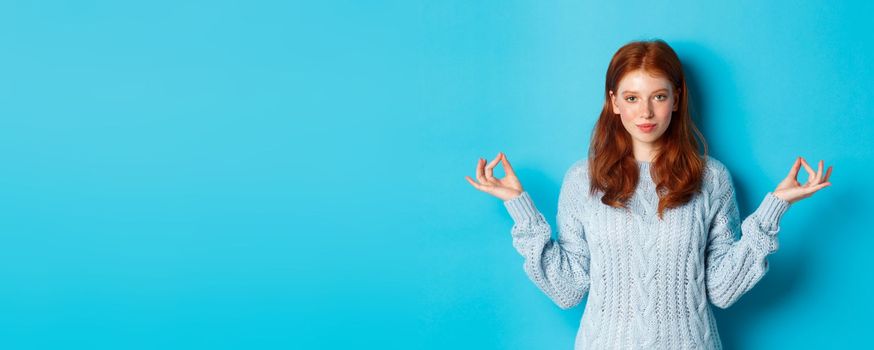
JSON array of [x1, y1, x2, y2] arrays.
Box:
[[808, 181, 832, 194], [823, 165, 833, 183], [799, 157, 816, 184], [500, 152, 516, 176], [815, 160, 824, 183], [475, 158, 487, 184], [484, 153, 501, 181], [787, 157, 802, 179], [465, 175, 487, 191]]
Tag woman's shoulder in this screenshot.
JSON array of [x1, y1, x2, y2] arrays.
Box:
[[702, 155, 733, 193], [565, 158, 590, 182], [703, 155, 726, 175], [561, 158, 593, 206], [560, 158, 591, 194]]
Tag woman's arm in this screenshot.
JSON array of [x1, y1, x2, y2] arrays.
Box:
[[704, 166, 791, 309], [503, 162, 591, 310]]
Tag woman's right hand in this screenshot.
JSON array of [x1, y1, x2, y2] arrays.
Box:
[[465, 151, 524, 201]]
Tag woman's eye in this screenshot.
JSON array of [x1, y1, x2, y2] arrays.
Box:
[[625, 96, 637, 102], [655, 94, 667, 101]]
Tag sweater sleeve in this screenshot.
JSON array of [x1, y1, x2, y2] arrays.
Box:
[[704, 166, 791, 309], [502, 163, 591, 310]]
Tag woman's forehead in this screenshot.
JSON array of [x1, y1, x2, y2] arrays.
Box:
[[618, 70, 673, 92]]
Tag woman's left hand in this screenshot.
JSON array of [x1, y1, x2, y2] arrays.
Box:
[[773, 156, 832, 204]]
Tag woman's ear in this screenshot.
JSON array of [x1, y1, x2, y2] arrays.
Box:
[[673, 88, 681, 111], [609, 90, 618, 114]]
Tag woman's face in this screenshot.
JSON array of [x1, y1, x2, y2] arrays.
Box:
[[609, 69, 679, 153]]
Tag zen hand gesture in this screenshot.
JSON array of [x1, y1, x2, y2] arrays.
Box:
[[465, 152, 524, 201], [773, 157, 833, 204]]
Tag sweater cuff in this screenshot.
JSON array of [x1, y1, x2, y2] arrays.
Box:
[[752, 192, 791, 232], [503, 191, 540, 223]]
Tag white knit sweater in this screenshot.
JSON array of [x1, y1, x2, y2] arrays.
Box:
[[503, 156, 791, 349]]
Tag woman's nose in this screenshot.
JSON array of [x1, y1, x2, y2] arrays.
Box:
[[642, 101, 654, 118]]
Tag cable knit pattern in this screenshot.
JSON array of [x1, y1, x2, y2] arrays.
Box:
[[503, 156, 790, 349]]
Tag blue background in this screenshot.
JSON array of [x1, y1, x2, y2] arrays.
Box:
[[1, 1, 871, 349]]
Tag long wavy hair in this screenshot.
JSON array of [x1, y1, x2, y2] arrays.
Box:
[[588, 39, 709, 220]]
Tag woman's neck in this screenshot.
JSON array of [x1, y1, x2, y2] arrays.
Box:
[[632, 143, 660, 163]]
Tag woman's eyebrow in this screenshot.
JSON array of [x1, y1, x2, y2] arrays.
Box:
[[621, 88, 669, 94]]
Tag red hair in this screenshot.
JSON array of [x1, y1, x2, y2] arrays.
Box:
[[588, 39, 709, 220]]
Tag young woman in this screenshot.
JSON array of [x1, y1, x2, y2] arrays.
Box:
[[464, 39, 833, 349]]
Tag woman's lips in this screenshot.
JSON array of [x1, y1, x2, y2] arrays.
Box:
[[637, 123, 656, 133]]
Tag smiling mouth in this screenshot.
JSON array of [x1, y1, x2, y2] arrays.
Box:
[[637, 124, 657, 133]]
